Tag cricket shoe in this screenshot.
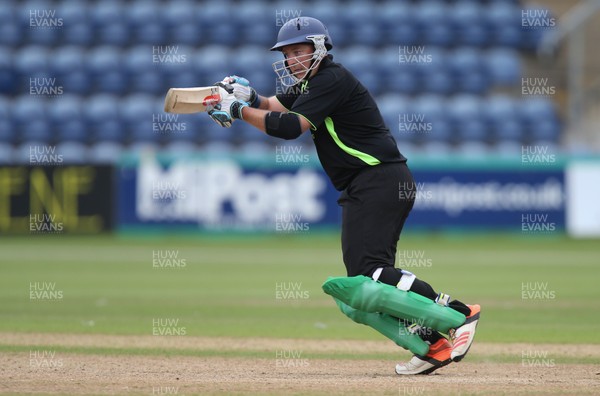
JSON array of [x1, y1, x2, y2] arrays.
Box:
[[395, 338, 452, 375], [450, 304, 481, 362]]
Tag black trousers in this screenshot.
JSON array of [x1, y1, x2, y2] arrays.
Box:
[[338, 162, 416, 277]]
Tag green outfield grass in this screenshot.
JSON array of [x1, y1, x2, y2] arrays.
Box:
[[1, 233, 599, 344]]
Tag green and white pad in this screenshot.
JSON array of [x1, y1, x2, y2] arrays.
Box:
[[334, 298, 430, 356], [323, 276, 465, 333]]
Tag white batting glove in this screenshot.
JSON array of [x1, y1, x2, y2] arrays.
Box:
[[221, 75, 257, 106], [207, 82, 249, 128]]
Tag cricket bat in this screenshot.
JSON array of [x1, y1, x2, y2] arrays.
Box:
[[163, 86, 228, 114]]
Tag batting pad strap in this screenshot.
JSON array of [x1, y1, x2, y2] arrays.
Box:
[[371, 268, 384, 282], [435, 293, 450, 307], [265, 112, 303, 140], [397, 270, 416, 291]]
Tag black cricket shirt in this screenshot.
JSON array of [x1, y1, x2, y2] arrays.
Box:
[[275, 55, 407, 191]]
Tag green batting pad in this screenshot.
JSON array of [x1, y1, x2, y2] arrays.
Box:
[[323, 276, 465, 333], [334, 298, 430, 356]]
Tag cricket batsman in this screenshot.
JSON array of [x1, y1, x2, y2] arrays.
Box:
[[206, 16, 481, 375]]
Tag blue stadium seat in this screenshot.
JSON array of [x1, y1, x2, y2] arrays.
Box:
[[164, 0, 196, 28], [324, 22, 348, 48], [197, 0, 231, 27], [89, 141, 124, 164], [14, 46, 50, 83], [451, 1, 488, 47], [519, 98, 561, 142], [487, 3, 522, 48], [51, 46, 91, 95], [85, 95, 123, 143], [125, 46, 169, 95], [421, 141, 453, 156], [48, 95, 87, 143], [0, 143, 12, 164], [376, 46, 400, 77], [245, 71, 275, 98], [121, 94, 158, 144], [397, 141, 419, 158], [0, 47, 17, 95], [415, 48, 454, 95], [415, 1, 453, 47], [448, 95, 488, 143], [0, 97, 14, 144], [232, 46, 267, 79], [342, 1, 380, 47], [27, 22, 60, 46], [495, 139, 522, 157], [412, 95, 452, 142], [340, 47, 380, 94], [483, 95, 522, 142], [169, 22, 203, 47], [484, 48, 521, 87], [379, 2, 417, 46], [14, 141, 53, 164], [377, 94, 417, 144], [448, 48, 489, 94], [0, 18, 21, 47], [167, 71, 200, 93], [128, 2, 165, 44], [62, 22, 95, 46], [236, 2, 274, 46], [98, 21, 130, 46], [158, 45, 195, 88], [92, 1, 124, 29], [87, 46, 127, 95], [192, 46, 231, 85], [55, 141, 89, 164], [56, 1, 92, 45], [455, 140, 491, 157]]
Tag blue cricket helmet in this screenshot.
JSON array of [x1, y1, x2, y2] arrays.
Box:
[[270, 17, 333, 51]]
